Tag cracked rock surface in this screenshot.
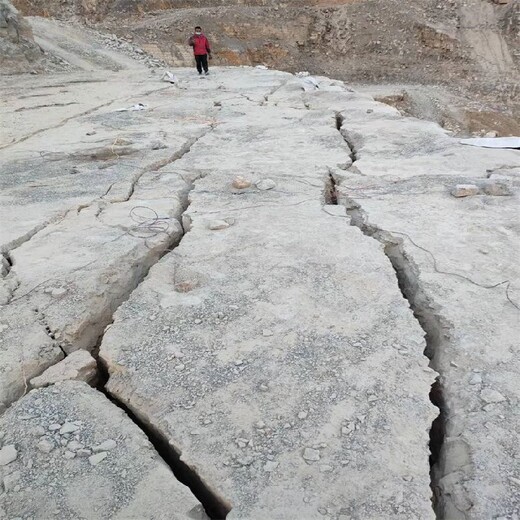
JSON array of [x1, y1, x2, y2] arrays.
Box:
[[1, 19, 519, 520], [0, 381, 203, 519], [100, 70, 438, 519]]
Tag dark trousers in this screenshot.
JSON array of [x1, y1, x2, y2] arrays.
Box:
[[195, 54, 208, 73]]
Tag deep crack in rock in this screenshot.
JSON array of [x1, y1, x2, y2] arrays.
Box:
[[333, 114, 449, 519], [96, 360, 231, 520], [3, 119, 227, 518], [343, 197, 449, 519]]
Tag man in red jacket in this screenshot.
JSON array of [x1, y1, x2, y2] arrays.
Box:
[[188, 26, 212, 76]]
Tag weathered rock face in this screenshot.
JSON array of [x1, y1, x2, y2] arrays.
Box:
[[0, 26, 519, 519], [12, 0, 519, 90], [0, 0, 42, 74]]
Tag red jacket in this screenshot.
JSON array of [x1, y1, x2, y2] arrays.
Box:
[[189, 34, 211, 56]]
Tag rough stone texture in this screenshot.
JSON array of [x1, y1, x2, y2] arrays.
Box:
[[30, 349, 98, 388], [0, 381, 203, 518], [1, 20, 519, 519], [450, 184, 479, 197], [0, 304, 63, 412], [309, 84, 519, 520], [0, 42, 218, 409], [100, 69, 438, 519], [0, 0, 42, 74]]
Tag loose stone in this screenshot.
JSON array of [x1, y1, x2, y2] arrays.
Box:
[[0, 445, 17, 465], [480, 388, 506, 404], [302, 448, 320, 462], [232, 176, 252, 189], [89, 451, 108, 466], [37, 438, 54, 453], [93, 439, 117, 452], [76, 449, 92, 457], [450, 184, 479, 198], [209, 220, 230, 230], [60, 423, 79, 435]]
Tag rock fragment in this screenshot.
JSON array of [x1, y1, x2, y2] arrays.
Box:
[[232, 176, 252, 189], [88, 451, 108, 466], [93, 439, 117, 452], [0, 444, 17, 466], [30, 350, 97, 388], [479, 179, 512, 196], [256, 178, 276, 190], [76, 448, 91, 457], [59, 422, 80, 435], [209, 220, 230, 230], [37, 438, 54, 453], [469, 373, 482, 385], [450, 184, 479, 198], [3, 470, 21, 492], [480, 388, 506, 404], [302, 448, 320, 462]]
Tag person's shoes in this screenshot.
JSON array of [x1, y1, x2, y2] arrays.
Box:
[[205, 71, 210, 76]]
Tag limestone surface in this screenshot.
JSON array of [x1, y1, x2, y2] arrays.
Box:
[[1, 20, 519, 520], [30, 349, 98, 388], [99, 70, 438, 519], [0, 381, 203, 519]]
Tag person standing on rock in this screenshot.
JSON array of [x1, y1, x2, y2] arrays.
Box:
[[188, 26, 212, 76]]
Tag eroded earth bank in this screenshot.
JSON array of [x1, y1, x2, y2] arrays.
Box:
[[1, 21, 519, 520]]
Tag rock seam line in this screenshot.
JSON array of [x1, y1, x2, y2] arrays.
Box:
[[2, 120, 228, 518], [333, 114, 454, 519]]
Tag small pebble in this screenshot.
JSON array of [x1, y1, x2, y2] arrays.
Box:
[[51, 287, 67, 298], [450, 184, 479, 198], [67, 441, 84, 451], [60, 423, 79, 435], [469, 373, 482, 385], [232, 176, 252, 189], [209, 220, 230, 231], [76, 449, 92, 457], [93, 439, 117, 452], [481, 388, 506, 404]]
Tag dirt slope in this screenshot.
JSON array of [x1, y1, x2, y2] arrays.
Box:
[[0, 0, 43, 74], [12, 0, 519, 85]]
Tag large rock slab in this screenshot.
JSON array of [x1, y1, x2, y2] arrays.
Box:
[[100, 73, 437, 519], [0, 69, 227, 409], [2, 63, 517, 519], [0, 381, 203, 519], [301, 78, 520, 520]]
